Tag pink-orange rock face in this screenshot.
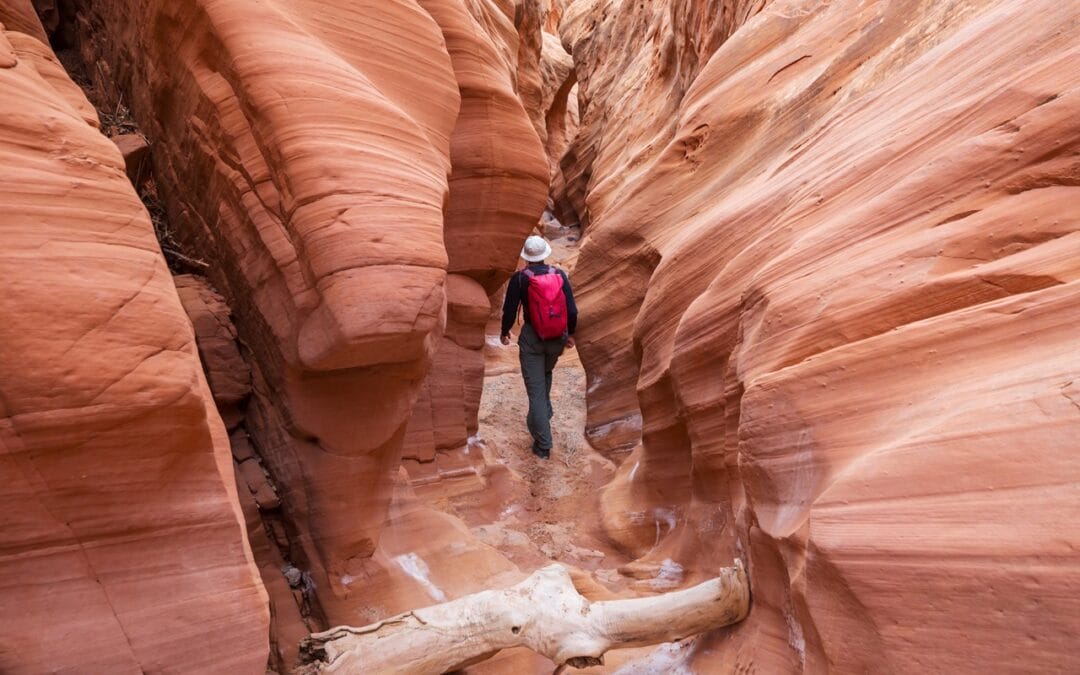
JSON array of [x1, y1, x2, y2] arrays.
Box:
[[0, 10, 269, 673], [72, 0, 455, 587], [68, 1, 459, 602], [539, 29, 579, 222], [67, 0, 547, 623], [402, 0, 548, 479], [560, 0, 770, 454], [566, 0, 1080, 671], [426, 0, 548, 286]]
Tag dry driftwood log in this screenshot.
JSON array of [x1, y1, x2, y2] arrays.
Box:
[[297, 560, 749, 674]]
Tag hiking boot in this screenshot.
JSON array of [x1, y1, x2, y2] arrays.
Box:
[[532, 442, 550, 460]]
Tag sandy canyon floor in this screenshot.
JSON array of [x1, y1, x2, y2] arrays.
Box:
[[399, 234, 712, 674], [422, 234, 630, 579]]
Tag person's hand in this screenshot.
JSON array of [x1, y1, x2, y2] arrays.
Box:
[[566, 336, 576, 349], [500, 333, 511, 346]]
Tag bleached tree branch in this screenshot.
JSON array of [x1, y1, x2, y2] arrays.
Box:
[[297, 560, 749, 674]]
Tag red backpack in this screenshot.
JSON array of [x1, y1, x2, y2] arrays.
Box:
[[522, 267, 568, 340]]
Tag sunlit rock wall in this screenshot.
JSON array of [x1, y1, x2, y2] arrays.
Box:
[[567, 0, 1080, 671], [0, 6, 269, 672]]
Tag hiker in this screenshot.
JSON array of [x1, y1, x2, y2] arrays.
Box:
[[500, 235, 578, 459]]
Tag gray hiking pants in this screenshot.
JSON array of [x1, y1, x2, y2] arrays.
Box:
[[517, 324, 567, 450]]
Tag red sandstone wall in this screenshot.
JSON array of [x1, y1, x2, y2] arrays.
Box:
[[69, 1, 457, 608], [401, 0, 549, 481], [0, 7, 269, 672], [560, 0, 771, 454], [566, 0, 1080, 670], [66, 0, 547, 623]]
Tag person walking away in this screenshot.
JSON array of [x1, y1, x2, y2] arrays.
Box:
[[500, 235, 578, 459]]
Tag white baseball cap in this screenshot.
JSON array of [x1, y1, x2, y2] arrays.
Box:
[[521, 235, 552, 262]]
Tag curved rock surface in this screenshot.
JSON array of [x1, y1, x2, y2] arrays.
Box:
[[565, 0, 1080, 671], [68, 1, 460, 615], [402, 0, 549, 481], [0, 9, 268, 673], [65, 0, 547, 624], [560, 0, 771, 454], [539, 28, 579, 223]]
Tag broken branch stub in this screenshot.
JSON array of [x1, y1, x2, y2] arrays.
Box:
[[296, 560, 749, 674]]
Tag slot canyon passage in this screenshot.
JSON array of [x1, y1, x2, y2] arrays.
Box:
[[1, 0, 1078, 672]]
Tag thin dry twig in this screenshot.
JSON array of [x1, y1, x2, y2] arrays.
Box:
[[162, 247, 210, 269]]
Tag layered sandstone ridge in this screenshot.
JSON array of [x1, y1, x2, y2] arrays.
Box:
[[566, 0, 1080, 671], [5, 0, 552, 670], [0, 6, 269, 672], [70, 4, 461, 596], [560, 0, 773, 452], [401, 0, 548, 483], [62, 0, 548, 626]]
